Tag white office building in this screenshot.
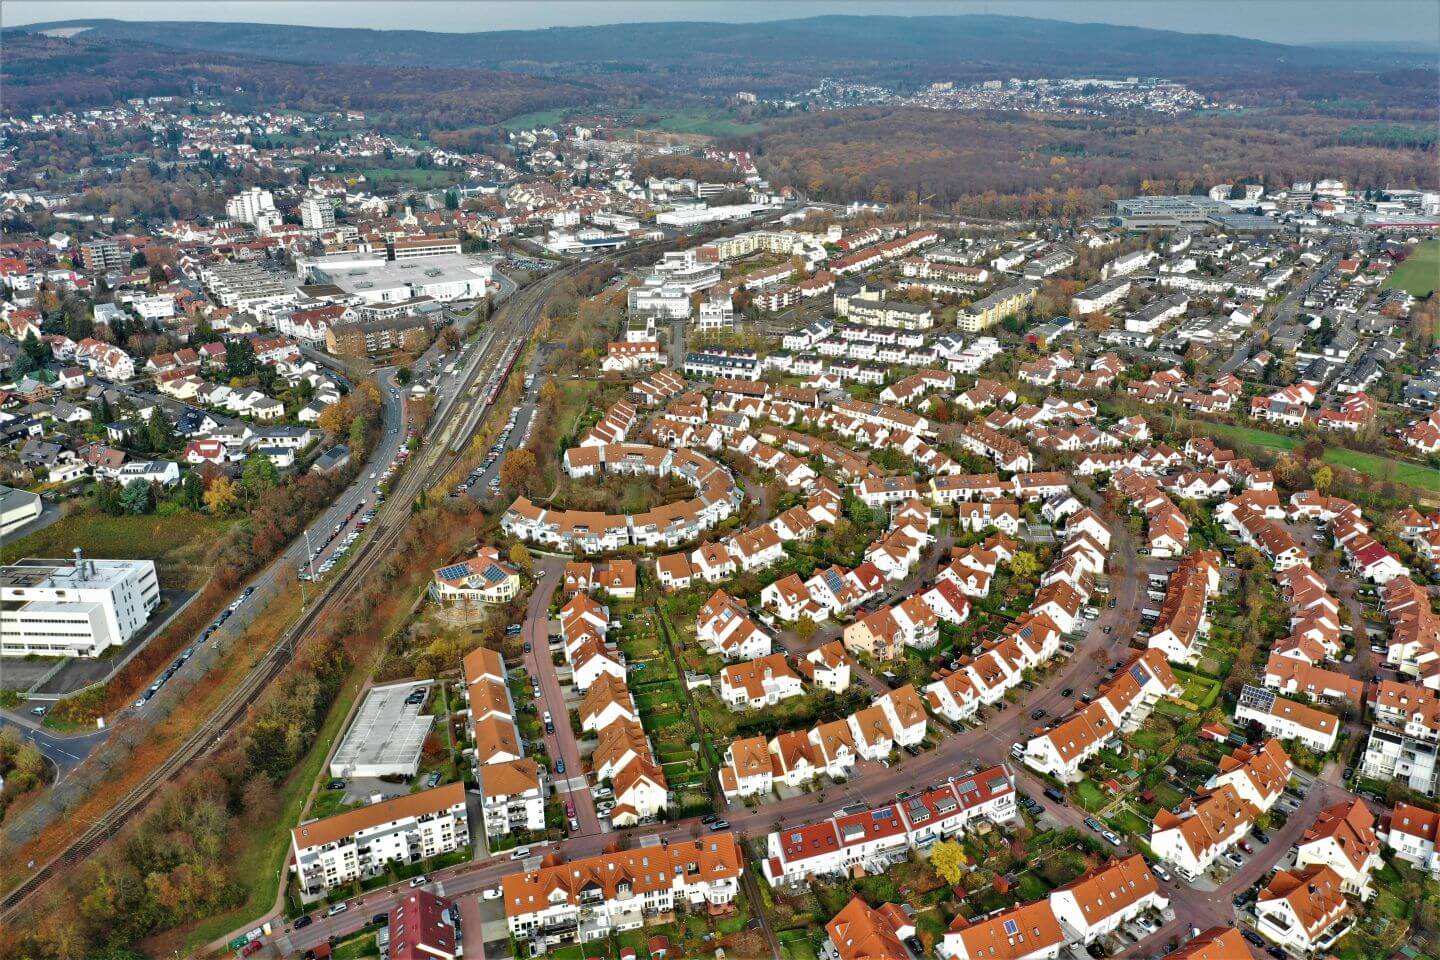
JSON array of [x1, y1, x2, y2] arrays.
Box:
[[1, 553, 160, 657]]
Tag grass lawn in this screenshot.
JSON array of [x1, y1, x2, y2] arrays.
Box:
[[652, 110, 764, 138], [1074, 780, 1107, 812], [499, 107, 572, 131], [1, 507, 232, 589], [1197, 422, 1440, 493], [1385, 238, 1440, 297]]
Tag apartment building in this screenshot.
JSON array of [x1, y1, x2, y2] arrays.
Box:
[[291, 783, 469, 901], [957, 283, 1037, 333], [1360, 679, 1440, 797], [477, 757, 545, 840], [503, 836, 743, 950], [1, 555, 160, 658], [1144, 550, 1220, 666]]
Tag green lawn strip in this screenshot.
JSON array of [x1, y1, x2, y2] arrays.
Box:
[[1072, 779, 1107, 812]]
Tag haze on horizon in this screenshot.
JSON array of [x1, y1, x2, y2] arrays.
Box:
[[7, 0, 1439, 48]]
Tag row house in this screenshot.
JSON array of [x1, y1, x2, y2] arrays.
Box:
[[1380, 802, 1440, 875], [1254, 865, 1354, 957], [940, 855, 1167, 959], [1234, 684, 1340, 753], [1295, 799, 1380, 900], [502, 836, 742, 950], [1145, 550, 1220, 666], [696, 590, 772, 662], [1022, 650, 1180, 782], [762, 765, 1016, 886]]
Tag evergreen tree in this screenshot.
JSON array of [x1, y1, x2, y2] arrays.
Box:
[[119, 479, 153, 515]]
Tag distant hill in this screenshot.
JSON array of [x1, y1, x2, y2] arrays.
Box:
[[11, 14, 1411, 94], [0, 31, 597, 124]]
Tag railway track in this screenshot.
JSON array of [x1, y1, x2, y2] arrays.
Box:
[[0, 258, 583, 924]]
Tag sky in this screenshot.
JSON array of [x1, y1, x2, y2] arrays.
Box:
[[5, 0, 1438, 47]]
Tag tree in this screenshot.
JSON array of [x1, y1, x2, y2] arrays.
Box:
[[226, 338, 257, 377], [144, 408, 174, 453], [395, 367, 413, 386], [793, 615, 817, 641], [929, 840, 967, 886], [1009, 551, 1040, 578], [509, 543, 533, 574], [177, 471, 205, 510], [349, 415, 368, 457], [241, 454, 280, 497], [119, 479, 154, 515], [204, 476, 239, 515], [1312, 464, 1334, 494], [9, 349, 36, 379], [499, 448, 537, 494]]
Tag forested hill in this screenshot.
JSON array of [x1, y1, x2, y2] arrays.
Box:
[[13, 14, 1425, 94], [0, 31, 598, 123]]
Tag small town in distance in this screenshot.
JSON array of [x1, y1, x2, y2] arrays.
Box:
[[0, 6, 1438, 960]]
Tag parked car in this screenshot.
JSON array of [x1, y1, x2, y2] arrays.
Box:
[[511, 847, 531, 861], [555, 760, 565, 774], [709, 819, 730, 831], [1252, 829, 1271, 844], [1239, 840, 1254, 854], [1224, 851, 1245, 867], [326, 903, 348, 917], [1030, 708, 1046, 721], [293, 916, 313, 930], [1101, 830, 1122, 847], [483, 886, 502, 901], [1043, 787, 1066, 805], [1150, 863, 1172, 882]]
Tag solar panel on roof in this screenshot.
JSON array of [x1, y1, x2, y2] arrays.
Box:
[[480, 564, 507, 584], [955, 779, 977, 795], [822, 569, 844, 592], [1003, 919, 1019, 935], [437, 563, 471, 581], [1130, 664, 1148, 685]]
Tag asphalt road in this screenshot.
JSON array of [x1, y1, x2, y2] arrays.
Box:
[[521, 557, 602, 838]]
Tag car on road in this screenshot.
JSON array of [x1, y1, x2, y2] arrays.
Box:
[[1150, 863, 1172, 882], [372, 913, 388, 926], [1101, 625, 1113, 634], [1084, 817, 1102, 831], [410, 874, 428, 887], [555, 759, 565, 774], [292, 915, 312, 930], [1101, 830, 1122, 847], [709, 819, 729, 831], [1241, 930, 1264, 947], [29, 705, 46, 717], [1030, 708, 1046, 721], [326, 903, 348, 917], [701, 814, 720, 825], [1252, 829, 1270, 844], [1239, 840, 1254, 854], [568, 816, 580, 831], [1061, 688, 1073, 698], [1043, 787, 1066, 805], [511, 847, 531, 861], [522, 641, 532, 653]]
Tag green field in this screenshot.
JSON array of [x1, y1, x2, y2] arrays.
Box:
[[1385, 238, 1440, 297], [499, 107, 571, 131], [1, 508, 231, 589], [651, 111, 763, 138], [1199, 422, 1440, 494], [353, 166, 464, 189]]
